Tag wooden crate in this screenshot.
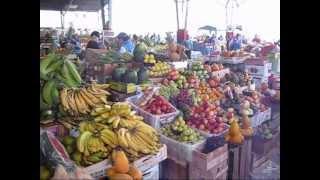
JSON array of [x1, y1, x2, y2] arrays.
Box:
[[252, 131, 280, 155], [160, 159, 189, 179], [109, 90, 138, 102], [40, 120, 69, 139], [227, 138, 252, 180], [190, 144, 229, 180], [250, 152, 269, 170]]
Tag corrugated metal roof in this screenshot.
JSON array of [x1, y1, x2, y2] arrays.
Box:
[[40, 0, 109, 12]]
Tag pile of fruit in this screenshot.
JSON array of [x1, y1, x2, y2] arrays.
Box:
[[144, 54, 156, 64], [160, 116, 203, 143], [187, 101, 227, 135], [140, 95, 176, 115], [40, 53, 83, 108], [40, 165, 54, 180], [106, 149, 143, 180], [196, 81, 224, 102], [256, 123, 273, 140], [70, 102, 162, 164], [208, 77, 221, 88], [162, 70, 188, 89], [159, 81, 180, 100], [221, 72, 251, 87], [222, 50, 246, 58], [148, 62, 171, 77], [59, 83, 111, 116], [168, 42, 186, 61], [112, 66, 149, 85], [204, 63, 224, 72], [188, 62, 209, 80]]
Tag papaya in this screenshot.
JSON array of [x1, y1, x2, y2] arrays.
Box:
[[240, 115, 253, 137], [225, 120, 244, 144], [109, 173, 133, 180], [106, 167, 117, 177], [113, 149, 129, 174], [128, 165, 142, 180]]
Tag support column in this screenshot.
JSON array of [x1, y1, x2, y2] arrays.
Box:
[[100, 0, 106, 29], [60, 10, 65, 30], [108, 0, 112, 30]]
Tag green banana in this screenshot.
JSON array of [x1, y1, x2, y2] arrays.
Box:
[[60, 63, 80, 87], [87, 153, 102, 163], [40, 54, 56, 77], [40, 93, 50, 110], [42, 80, 56, 106], [51, 82, 60, 104], [65, 59, 82, 85]]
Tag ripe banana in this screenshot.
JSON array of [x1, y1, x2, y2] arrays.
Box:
[[77, 131, 93, 153], [117, 128, 129, 148], [100, 128, 118, 146], [60, 88, 70, 111], [124, 131, 139, 152]]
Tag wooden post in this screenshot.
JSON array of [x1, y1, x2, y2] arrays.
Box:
[[100, 0, 106, 29]]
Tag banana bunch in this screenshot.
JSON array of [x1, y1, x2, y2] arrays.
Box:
[[41, 80, 60, 107], [40, 53, 82, 87], [116, 124, 162, 161], [60, 83, 111, 116], [120, 52, 133, 61], [91, 102, 144, 129], [75, 130, 110, 166]]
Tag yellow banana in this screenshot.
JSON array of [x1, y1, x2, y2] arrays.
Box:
[[82, 87, 102, 104], [112, 117, 121, 129], [124, 131, 139, 152], [117, 128, 129, 148], [76, 131, 92, 153], [60, 88, 70, 111], [79, 89, 96, 108]]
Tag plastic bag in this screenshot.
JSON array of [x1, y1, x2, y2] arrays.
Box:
[[51, 165, 93, 180]]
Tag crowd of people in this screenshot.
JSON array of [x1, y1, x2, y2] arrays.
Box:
[[54, 25, 279, 60]]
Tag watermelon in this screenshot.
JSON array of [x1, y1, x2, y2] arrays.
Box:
[[122, 70, 138, 84], [137, 67, 149, 84], [112, 66, 127, 82]]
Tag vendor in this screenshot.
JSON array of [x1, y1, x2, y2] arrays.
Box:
[[229, 34, 242, 51], [86, 31, 101, 49], [116, 32, 135, 54], [252, 34, 261, 44]]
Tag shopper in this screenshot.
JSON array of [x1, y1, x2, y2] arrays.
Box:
[[116, 32, 135, 54], [86, 31, 101, 49]]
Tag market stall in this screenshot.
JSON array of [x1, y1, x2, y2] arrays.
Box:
[[40, 1, 279, 178]]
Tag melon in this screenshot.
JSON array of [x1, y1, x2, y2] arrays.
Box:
[[112, 66, 127, 82], [169, 42, 177, 52], [122, 70, 138, 84], [170, 52, 180, 61], [137, 67, 149, 84]]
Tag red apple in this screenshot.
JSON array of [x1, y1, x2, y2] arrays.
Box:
[[199, 124, 205, 130]]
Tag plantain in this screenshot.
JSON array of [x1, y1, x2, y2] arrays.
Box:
[[42, 80, 55, 106], [65, 59, 82, 85]]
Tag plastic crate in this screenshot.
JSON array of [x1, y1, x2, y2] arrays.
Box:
[[196, 123, 230, 137], [251, 108, 271, 128], [84, 144, 167, 179], [210, 68, 230, 79], [126, 96, 180, 129], [159, 130, 207, 166]]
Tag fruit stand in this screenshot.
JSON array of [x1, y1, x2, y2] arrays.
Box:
[[40, 31, 280, 180]]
